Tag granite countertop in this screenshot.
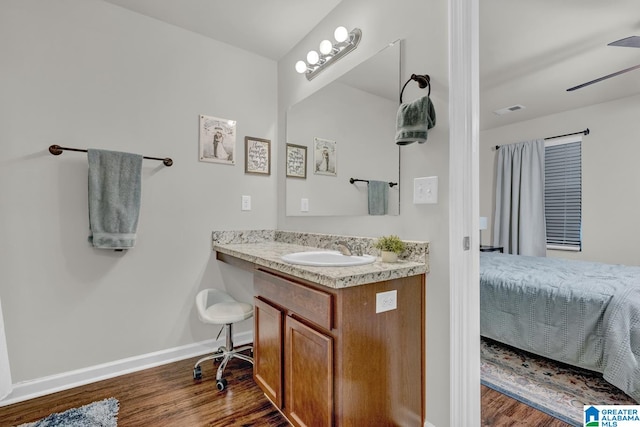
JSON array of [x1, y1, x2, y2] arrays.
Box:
[[212, 230, 429, 289]]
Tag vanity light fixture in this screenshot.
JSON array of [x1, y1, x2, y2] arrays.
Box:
[[295, 26, 362, 81]]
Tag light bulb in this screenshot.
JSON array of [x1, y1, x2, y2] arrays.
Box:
[[306, 50, 320, 65], [334, 26, 349, 43], [319, 40, 333, 55], [295, 60, 307, 74]]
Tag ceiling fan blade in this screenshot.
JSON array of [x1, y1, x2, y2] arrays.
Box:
[[608, 36, 640, 48], [566, 63, 640, 91]]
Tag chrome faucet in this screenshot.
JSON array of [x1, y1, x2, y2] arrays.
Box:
[[335, 240, 363, 256]]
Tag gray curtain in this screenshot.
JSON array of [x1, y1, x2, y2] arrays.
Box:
[[493, 139, 547, 256]]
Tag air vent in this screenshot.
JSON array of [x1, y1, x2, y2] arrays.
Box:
[[493, 104, 526, 116]]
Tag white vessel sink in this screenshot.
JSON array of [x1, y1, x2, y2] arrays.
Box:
[[281, 250, 376, 267]]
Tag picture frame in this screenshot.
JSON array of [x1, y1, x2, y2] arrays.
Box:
[[313, 137, 337, 176], [199, 114, 237, 165], [244, 137, 271, 175], [286, 143, 307, 179]]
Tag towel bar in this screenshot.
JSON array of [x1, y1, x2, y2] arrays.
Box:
[[49, 144, 173, 166], [350, 178, 398, 188]]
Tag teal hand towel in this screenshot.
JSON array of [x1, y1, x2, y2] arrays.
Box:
[[395, 95, 436, 145], [368, 180, 389, 215], [88, 149, 143, 249]]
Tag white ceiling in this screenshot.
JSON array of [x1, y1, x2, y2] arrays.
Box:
[[101, 0, 640, 131], [101, 0, 342, 60], [480, 0, 640, 130]]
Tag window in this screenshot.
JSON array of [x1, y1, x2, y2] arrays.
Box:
[[544, 136, 582, 251]]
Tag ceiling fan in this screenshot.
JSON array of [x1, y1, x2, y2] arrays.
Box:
[[566, 36, 640, 91]]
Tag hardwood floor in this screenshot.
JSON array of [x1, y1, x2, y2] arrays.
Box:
[[0, 354, 288, 427], [481, 386, 570, 427], [0, 354, 569, 426]]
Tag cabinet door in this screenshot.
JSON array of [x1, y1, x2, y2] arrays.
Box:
[[254, 297, 283, 408], [285, 316, 333, 427]]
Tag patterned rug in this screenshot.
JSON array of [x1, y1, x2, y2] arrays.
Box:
[[481, 338, 636, 426], [17, 397, 119, 427]]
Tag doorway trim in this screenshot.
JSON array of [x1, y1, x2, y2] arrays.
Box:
[[448, 0, 480, 425]]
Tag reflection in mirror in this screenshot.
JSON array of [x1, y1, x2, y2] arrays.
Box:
[[286, 40, 401, 216]]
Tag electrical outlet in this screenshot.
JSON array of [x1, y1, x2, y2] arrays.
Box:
[[241, 195, 251, 211], [376, 290, 397, 313], [301, 198, 309, 212]]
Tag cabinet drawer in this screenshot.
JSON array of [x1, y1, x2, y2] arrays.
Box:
[[255, 269, 333, 330]]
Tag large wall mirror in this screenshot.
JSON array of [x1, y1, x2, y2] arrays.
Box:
[[285, 40, 401, 216]]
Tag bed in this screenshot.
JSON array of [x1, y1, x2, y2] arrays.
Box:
[[480, 251, 640, 402]]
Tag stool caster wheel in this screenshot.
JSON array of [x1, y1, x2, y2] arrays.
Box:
[[193, 366, 202, 380], [216, 378, 227, 391]]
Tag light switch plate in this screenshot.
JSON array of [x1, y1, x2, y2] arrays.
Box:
[[413, 176, 438, 204], [241, 195, 251, 211], [301, 198, 309, 212]]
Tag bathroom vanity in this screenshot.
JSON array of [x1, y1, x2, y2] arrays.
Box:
[[212, 230, 428, 427]]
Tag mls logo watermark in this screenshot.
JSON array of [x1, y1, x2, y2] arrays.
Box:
[[584, 405, 640, 426]]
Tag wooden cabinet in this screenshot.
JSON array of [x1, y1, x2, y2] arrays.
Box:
[[253, 267, 425, 427], [253, 297, 284, 408], [285, 315, 333, 426], [254, 269, 334, 427]]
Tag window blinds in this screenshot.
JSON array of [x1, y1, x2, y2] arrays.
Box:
[[544, 140, 582, 250]]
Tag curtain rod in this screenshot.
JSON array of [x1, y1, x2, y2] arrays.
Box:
[[494, 128, 589, 150], [48, 144, 173, 166]]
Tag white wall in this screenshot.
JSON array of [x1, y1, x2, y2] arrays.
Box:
[[0, 0, 277, 383], [480, 93, 640, 266], [276, 0, 451, 425]]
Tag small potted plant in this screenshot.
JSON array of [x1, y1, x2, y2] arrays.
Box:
[[374, 235, 407, 263]]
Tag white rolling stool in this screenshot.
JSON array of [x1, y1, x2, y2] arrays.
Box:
[[192, 289, 254, 391]]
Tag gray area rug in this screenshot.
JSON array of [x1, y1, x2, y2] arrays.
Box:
[[481, 337, 636, 426], [17, 397, 119, 427]]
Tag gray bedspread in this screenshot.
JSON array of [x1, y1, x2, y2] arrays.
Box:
[[480, 252, 640, 402]]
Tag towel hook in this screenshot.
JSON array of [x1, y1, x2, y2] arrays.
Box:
[[400, 74, 430, 103]]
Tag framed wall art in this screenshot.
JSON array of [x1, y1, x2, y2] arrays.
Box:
[[313, 137, 336, 176], [199, 114, 237, 165], [244, 137, 271, 175], [286, 143, 307, 179]]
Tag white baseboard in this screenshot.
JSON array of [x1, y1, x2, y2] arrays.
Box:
[[0, 331, 253, 407]]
